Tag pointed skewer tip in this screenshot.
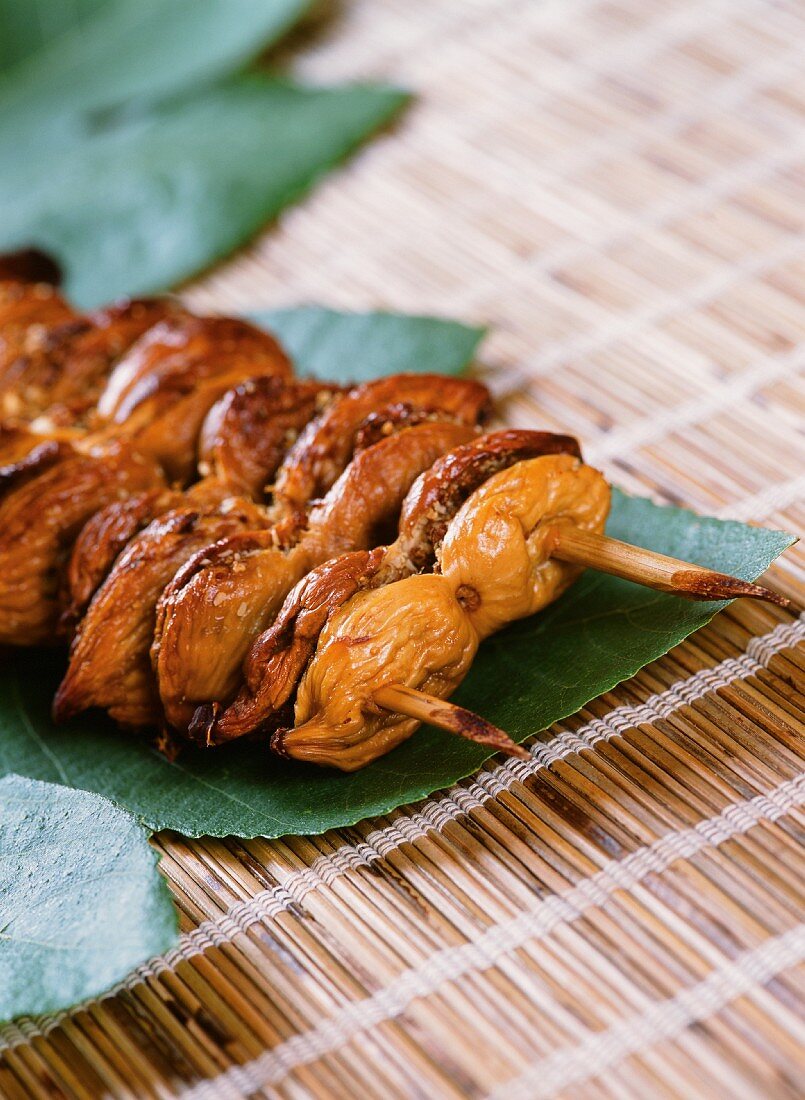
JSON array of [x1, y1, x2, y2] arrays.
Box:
[[670, 569, 791, 609], [374, 683, 528, 760], [550, 525, 790, 608]]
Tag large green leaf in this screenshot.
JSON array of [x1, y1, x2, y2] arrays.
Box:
[[0, 0, 309, 148], [0, 0, 109, 71], [254, 307, 485, 381], [0, 77, 407, 307], [0, 0, 111, 72], [0, 775, 178, 1022], [0, 495, 792, 838]]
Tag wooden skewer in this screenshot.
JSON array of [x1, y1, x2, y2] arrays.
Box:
[[373, 683, 530, 760], [374, 521, 790, 760], [549, 524, 790, 608]]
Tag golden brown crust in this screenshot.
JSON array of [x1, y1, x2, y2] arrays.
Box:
[[270, 375, 490, 521], [0, 285, 184, 434], [45, 298, 184, 415], [0, 301, 186, 427], [154, 420, 479, 738], [96, 315, 293, 482], [0, 441, 164, 645], [215, 430, 581, 744], [197, 377, 341, 498], [0, 284, 83, 417], [54, 502, 264, 728], [352, 402, 464, 452], [61, 488, 186, 631]]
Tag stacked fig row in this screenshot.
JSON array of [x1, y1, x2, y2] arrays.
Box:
[[0, 251, 787, 770]]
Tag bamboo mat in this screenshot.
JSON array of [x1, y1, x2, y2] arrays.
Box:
[[2, 0, 805, 1096]]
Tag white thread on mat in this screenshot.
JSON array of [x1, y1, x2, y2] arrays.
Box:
[[718, 474, 805, 523], [430, 0, 751, 135], [0, 616, 800, 1054], [174, 778, 805, 1100], [487, 925, 805, 1100], [452, 106, 805, 318], [427, 0, 797, 200], [587, 346, 805, 462], [441, 30, 805, 249], [524, 232, 805, 378], [745, 617, 804, 664]]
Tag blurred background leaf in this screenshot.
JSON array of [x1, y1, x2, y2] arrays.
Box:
[[0, 0, 408, 306], [0, 0, 109, 71], [254, 307, 485, 382], [0, 0, 311, 149], [0, 78, 407, 306]]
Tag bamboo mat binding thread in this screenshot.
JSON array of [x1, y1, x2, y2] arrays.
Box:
[[3, 0, 805, 1096]]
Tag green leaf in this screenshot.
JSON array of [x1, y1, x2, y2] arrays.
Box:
[[0, 494, 792, 838], [0, 0, 109, 72], [0, 775, 178, 1022], [0, 1, 402, 310], [0, 77, 408, 307], [253, 307, 485, 381], [0, 0, 309, 144]]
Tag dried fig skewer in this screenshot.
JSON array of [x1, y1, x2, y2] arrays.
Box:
[[61, 377, 341, 629], [150, 376, 490, 732], [56, 385, 487, 731], [269, 452, 787, 770], [4, 257, 788, 771], [214, 430, 582, 745]]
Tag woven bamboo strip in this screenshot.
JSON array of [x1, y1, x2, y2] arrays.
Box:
[[162, 787, 805, 1096], [487, 928, 805, 1100], [0, 615, 798, 1056], [3, 620, 800, 1091], [3, 0, 805, 1095]]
